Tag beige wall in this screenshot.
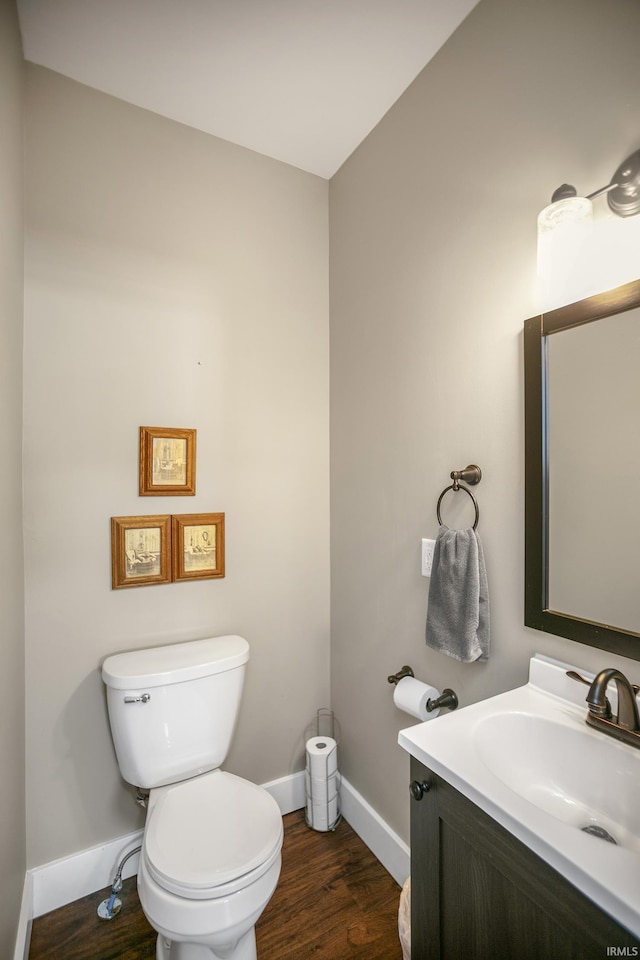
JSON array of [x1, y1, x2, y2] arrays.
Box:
[[330, 0, 640, 841], [0, 0, 26, 952], [24, 66, 330, 868]]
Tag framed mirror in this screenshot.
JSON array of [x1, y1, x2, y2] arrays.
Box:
[[524, 278, 640, 660]]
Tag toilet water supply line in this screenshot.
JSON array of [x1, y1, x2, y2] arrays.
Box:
[[97, 844, 142, 920]]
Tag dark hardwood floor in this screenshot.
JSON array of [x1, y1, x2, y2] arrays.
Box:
[[29, 809, 403, 960]]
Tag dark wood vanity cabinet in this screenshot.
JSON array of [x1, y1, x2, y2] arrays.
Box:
[[410, 757, 640, 960]]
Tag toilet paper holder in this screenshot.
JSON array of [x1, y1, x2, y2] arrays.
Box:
[[387, 666, 459, 713], [387, 665, 415, 684]]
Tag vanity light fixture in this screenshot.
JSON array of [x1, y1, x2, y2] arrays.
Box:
[[537, 147, 640, 308]]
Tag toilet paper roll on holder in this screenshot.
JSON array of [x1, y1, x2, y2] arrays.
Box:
[[387, 666, 459, 712]]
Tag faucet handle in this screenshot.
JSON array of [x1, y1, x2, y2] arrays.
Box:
[[565, 670, 640, 696], [566, 670, 591, 686]]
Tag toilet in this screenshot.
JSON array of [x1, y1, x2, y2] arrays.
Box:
[[102, 635, 283, 960]]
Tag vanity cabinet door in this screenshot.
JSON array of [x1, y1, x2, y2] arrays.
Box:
[[409, 757, 640, 960]]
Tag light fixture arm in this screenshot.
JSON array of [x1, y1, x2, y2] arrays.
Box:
[[585, 182, 619, 202], [547, 148, 640, 218]]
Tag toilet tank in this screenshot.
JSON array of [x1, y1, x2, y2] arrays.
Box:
[[102, 635, 249, 789]]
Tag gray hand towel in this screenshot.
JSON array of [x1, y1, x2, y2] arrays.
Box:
[[425, 525, 490, 662]]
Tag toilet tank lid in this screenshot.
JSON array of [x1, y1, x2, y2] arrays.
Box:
[[101, 635, 249, 689]]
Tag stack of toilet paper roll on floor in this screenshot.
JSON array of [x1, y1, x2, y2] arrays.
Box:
[[305, 736, 339, 832]]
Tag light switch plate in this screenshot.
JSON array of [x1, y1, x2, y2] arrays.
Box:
[[421, 538, 436, 577]]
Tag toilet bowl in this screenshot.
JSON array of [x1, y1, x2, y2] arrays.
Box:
[[140, 851, 282, 960], [101, 635, 284, 960], [138, 769, 283, 960]]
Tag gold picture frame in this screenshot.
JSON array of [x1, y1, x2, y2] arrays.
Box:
[[139, 426, 196, 496], [111, 515, 172, 589], [172, 513, 225, 582]]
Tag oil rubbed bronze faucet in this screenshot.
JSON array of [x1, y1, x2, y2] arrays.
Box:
[[567, 668, 640, 749]]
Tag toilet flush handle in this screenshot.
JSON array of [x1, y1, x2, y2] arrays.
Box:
[[124, 693, 151, 704]]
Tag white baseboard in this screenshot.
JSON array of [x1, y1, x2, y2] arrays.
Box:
[[31, 829, 144, 919], [25, 769, 408, 923], [13, 871, 32, 960], [262, 769, 306, 813], [338, 777, 410, 888]]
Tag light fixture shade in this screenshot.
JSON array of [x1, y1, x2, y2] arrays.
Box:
[[537, 195, 594, 310], [537, 194, 593, 236]]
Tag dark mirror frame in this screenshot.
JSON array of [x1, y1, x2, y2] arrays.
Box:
[[524, 277, 640, 661]]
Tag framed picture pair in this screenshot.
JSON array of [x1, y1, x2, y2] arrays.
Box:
[[111, 512, 224, 589]]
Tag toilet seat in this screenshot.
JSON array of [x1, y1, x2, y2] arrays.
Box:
[[143, 770, 283, 900]]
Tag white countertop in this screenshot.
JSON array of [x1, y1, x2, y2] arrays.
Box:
[[398, 654, 640, 938]]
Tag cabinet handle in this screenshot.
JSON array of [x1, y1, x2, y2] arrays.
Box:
[[410, 779, 430, 801]]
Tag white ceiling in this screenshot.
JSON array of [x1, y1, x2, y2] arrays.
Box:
[[17, 0, 479, 179]]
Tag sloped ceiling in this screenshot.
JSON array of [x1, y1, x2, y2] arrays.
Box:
[[17, 0, 479, 178]]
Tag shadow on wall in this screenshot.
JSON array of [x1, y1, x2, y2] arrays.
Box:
[[59, 670, 145, 844]]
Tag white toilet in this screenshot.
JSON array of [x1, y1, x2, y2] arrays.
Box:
[[102, 635, 283, 960]]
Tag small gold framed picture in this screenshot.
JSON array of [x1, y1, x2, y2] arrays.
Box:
[[139, 426, 196, 496], [111, 515, 172, 589], [172, 513, 225, 582]]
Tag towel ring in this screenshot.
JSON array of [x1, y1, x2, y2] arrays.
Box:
[[436, 483, 480, 531]]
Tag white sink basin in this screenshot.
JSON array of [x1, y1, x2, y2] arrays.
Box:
[[474, 711, 640, 852], [398, 654, 640, 938]]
